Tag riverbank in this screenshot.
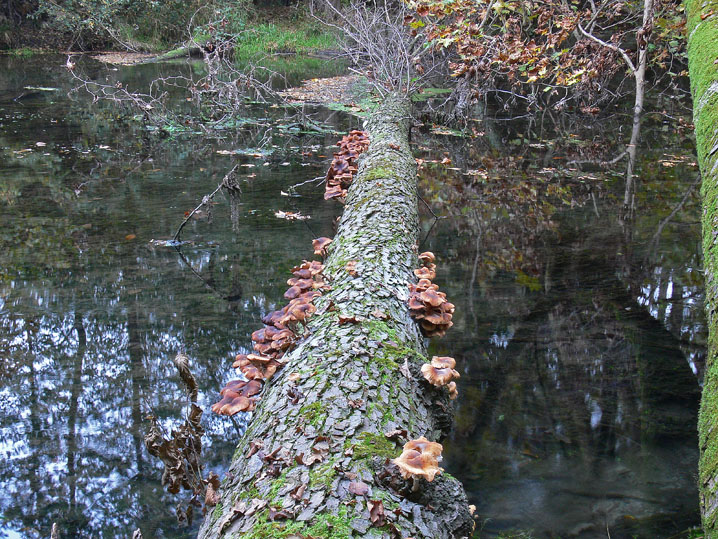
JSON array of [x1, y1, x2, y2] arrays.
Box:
[[0, 5, 337, 59]]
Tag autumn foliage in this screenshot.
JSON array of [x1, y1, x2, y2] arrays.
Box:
[[404, 0, 685, 109]]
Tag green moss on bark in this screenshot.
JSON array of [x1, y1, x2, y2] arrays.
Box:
[[687, 0, 718, 532]]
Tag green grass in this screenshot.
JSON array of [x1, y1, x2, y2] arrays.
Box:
[[235, 22, 337, 60], [5, 47, 35, 57]]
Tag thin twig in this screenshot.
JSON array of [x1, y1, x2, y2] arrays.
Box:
[[577, 22, 636, 73], [173, 165, 238, 242]]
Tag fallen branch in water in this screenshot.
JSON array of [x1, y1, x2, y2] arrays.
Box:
[[173, 165, 240, 242]]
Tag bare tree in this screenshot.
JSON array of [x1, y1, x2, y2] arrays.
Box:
[[311, 0, 440, 97]]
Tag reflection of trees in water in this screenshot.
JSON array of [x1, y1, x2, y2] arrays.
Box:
[[0, 96, 351, 537], [434, 215, 702, 533], [413, 109, 703, 535]]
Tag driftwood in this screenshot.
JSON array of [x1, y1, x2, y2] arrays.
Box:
[[199, 94, 472, 538]]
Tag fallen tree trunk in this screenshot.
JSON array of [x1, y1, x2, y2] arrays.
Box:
[[686, 0, 718, 533], [199, 94, 473, 538]]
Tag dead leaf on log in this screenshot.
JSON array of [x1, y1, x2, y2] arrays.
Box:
[[263, 446, 283, 463], [368, 499, 386, 527], [346, 260, 358, 276], [247, 439, 263, 458], [287, 385, 304, 405], [349, 481, 370, 496], [339, 315, 364, 324], [219, 498, 267, 533], [290, 483, 307, 500], [384, 428, 408, 440], [288, 372, 301, 382], [371, 309, 388, 319], [348, 398, 364, 409], [268, 507, 294, 521]]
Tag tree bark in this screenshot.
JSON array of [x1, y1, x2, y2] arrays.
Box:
[[686, 0, 718, 533], [198, 94, 473, 538]]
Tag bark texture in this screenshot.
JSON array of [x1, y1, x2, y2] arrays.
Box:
[[687, 0, 718, 533], [198, 94, 473, 539]]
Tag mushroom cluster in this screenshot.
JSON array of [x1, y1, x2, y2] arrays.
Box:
[[325, 130, 370, 201], [408, 252, 455, 338], [212, 255, 328, 416], [392, 436, 444, 488], [421, 356, 460, 400], [211, 379, 263, 414]]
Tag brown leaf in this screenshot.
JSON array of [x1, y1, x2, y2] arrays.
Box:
[[290, 483, 307, 500], [247, 439, 263, 458], [268, 507, 293, 521], [348, 481, 370, 496], [368, 499, 386, 527], [338, 315, 363, 324], [205, 481, 220, 507], [348, 398, 364, 409], [384, 428, 408, 440], [345, 260, 358, 276], [206, 471, 221, 490], [263, 446, 282, 463], [287, 385, 304, 405], [389, 143, 400, 150], [370, 310, 388, 320]]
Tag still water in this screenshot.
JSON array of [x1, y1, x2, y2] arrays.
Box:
[[0, 54, 705, 538]]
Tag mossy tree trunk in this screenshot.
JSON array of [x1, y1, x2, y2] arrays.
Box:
[[686, 1, 718, 533], [198, 94, 473, 539]]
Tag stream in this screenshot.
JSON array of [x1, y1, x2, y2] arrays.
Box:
[[0, 53, 705, 538]]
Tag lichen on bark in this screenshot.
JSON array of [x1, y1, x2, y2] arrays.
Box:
[[198, 94, 473, 538]]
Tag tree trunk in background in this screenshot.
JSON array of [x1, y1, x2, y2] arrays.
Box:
[[686, 0, 718, 533], [199, 94, 473, 538]]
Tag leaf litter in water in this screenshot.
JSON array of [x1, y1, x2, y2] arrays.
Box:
[[274, 210, 310, 220]]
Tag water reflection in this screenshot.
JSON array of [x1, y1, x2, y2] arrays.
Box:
[[417, 104, 703, 536], [0, 54, 352, 537], [0, 54, 705, 538]]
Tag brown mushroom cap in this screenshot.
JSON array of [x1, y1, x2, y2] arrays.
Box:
[[419, 289, 444, 308], [291, 260, 325, 276], [234, 354, 280, 380], [262, 310, 286, 328], [423, 310, 452, 325], [421, 363, 460, 387], [212, 379, 263, 416], [408, 296, 425, 311], [392, 436, 443, 482], [418, 251, 435, 264], [414, 266, 437, 281], [447, 381, 458, 400], [212, 393, 256, 415], [431, 356, 456, 369], [312, 237, 333, 256], [324, 184, 345, 200]]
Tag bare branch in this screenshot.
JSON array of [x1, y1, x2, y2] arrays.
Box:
[[577, 22, 636, 74]]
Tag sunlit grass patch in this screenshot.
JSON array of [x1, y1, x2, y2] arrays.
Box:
[[235, 22, 338, 59]]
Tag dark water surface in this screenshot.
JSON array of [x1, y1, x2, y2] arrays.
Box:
[[0, 54, 705, 538]]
